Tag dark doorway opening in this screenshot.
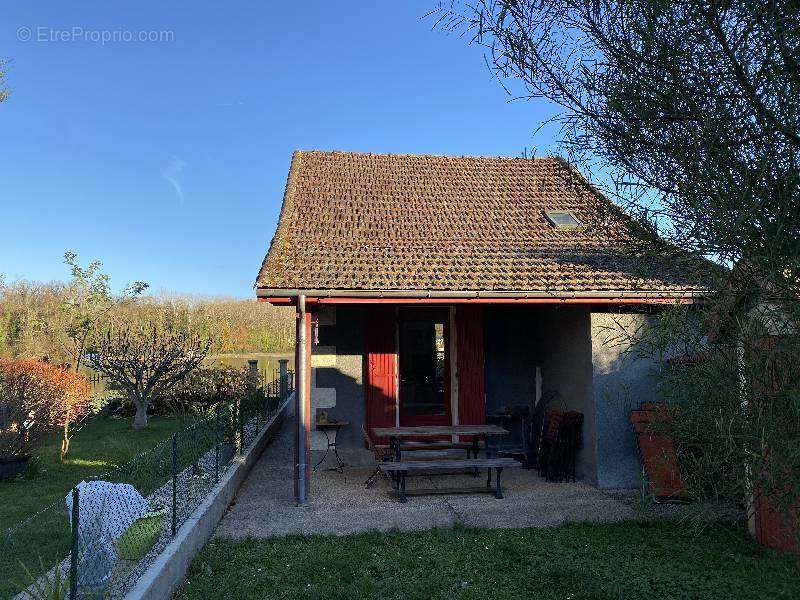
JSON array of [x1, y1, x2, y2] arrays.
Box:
[[398, 307, 451, 426]]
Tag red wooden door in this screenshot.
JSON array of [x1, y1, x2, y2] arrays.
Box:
[[456, 306, 485, 426], [365, 307, 397, 443]]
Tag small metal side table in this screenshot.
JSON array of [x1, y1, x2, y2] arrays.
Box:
[[313, 420, 350, 473]]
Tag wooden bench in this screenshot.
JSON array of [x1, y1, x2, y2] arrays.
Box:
[[378, 458, 522, 503], [374, 440, 485, 453], [362, 425, 486, 488]]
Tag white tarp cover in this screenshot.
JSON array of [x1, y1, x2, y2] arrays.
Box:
[[64, 480, 150, 591]]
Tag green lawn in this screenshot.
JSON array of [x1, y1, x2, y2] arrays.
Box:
[[1, 416, 191, 597], [0, 415, 191, 531], [178, 522, 799, 600]]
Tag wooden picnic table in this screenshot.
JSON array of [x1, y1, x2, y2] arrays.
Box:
[[371, 425, 515, 502], [372, 424, 509, 463], [371, 424, 508, 437]]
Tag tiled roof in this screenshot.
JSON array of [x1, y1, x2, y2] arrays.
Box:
[[256, 151, 706, 295]]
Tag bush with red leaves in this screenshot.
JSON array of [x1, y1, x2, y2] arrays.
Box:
[[0, 359, 91, 460]]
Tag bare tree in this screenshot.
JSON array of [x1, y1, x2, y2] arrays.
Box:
[[58, 251, 148, 372], [434, 0, 800, 297], [0, 58, 10, 103], [87, 316, 210, 429]]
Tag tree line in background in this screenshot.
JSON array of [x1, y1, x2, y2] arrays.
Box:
[[0, 268, 294, 366], [0, 253, 295, 467]]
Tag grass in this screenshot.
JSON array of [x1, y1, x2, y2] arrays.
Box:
[[1, 416, 190, 598], [0, 415, 191, 531], [177, 522, 799, 600]]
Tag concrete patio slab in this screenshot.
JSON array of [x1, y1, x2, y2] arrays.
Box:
[[214, 419, 654, 539]]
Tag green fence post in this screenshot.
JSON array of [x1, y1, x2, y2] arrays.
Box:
[[237, 397, 244, 454], [69, 487, 79, 600], [279, 359, 289, 400], [214, 405, 220, 482], [247, 359, 259, 439], [231, 398, 238, 454], [171, 433, 178, 535]]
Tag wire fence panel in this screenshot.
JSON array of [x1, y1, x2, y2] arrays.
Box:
[[1, 500, 72, 599], [1, 370, 294, 599]]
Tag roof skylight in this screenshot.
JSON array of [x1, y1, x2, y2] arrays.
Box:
[[544, 210, 581, 230]]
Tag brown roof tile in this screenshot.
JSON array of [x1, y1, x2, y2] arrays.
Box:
[[255, 151, 706, 295]]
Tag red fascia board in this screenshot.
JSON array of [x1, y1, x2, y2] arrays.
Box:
[[312, 297, 694, 305], [258, 297, 294, 305], [258, 296, 694, 306]]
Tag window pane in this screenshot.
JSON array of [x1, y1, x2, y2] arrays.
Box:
[[399, 311, 447, 418], [550, 211, 579, 226]]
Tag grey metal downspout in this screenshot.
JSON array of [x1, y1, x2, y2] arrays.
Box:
[[295, 294, 309, 505]]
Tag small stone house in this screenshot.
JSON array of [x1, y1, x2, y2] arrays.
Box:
[[256, 150, 706, 503]]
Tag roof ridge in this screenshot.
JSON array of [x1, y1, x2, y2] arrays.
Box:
[[296, 149, 562, 161]]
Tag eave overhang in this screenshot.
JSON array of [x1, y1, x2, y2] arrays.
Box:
[[256, 288, 704, 306]]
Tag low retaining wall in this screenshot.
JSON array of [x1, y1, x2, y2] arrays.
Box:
[[123, 395, 291, 600]]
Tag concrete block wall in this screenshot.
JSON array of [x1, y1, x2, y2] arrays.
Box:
[[313, 306, 372, 466], [484, 307, 597, 484], [483, 308, 540, 415], [590, 312, 660, 489], [483, 306, 658, 489], [536, 307, 598, 485]]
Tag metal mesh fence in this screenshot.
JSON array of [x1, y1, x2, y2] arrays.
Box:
[[1, 370, 293, 599]]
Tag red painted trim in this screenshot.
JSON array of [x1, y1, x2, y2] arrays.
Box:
[[304, 297, 695, 306], [455, 306, 485, 431], [258, 295, 696, 306], [258, 297, 294, 305]]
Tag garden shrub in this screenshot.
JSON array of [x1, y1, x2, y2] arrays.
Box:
[[164, 366, 257, 415], [0, 359, 91, 460]]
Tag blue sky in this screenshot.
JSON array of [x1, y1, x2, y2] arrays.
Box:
[[1, 2, 558, 297]]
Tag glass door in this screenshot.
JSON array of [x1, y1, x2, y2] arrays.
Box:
[[398, 307, 451, 426]]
